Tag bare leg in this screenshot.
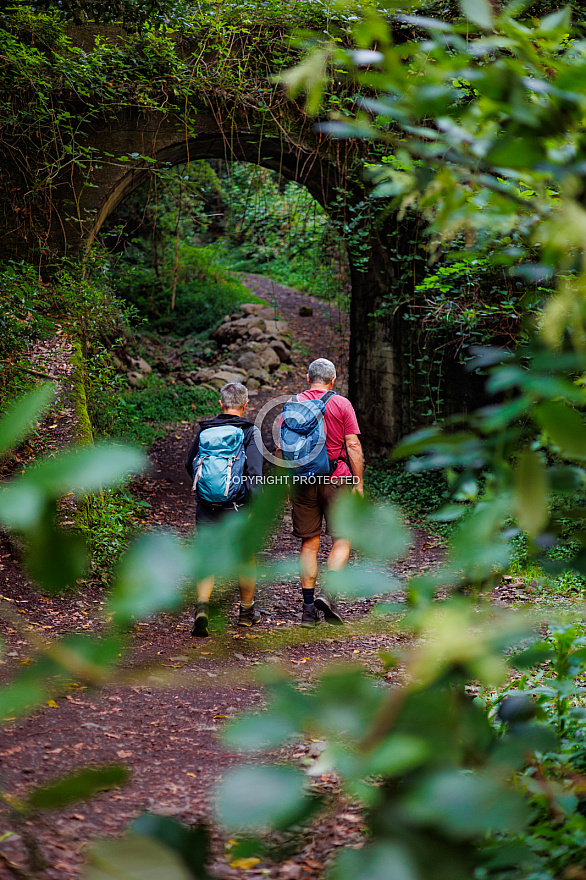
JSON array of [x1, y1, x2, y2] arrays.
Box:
[[314, 537, 349, 624], [300, 535, 321, 591], [327, 538, 351, 573], [192, 577, 214, 637], [196, 577, 214, 603], [238, 556, 256, 606]]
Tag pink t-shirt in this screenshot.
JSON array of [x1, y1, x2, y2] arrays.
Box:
[[296, 390, 360, 478]]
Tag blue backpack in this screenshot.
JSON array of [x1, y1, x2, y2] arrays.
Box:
[[279, 391, 336, 477], [192, 425, 246, 504]]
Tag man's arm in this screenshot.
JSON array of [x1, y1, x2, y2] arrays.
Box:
[[345, 433, 364, 495], [185, 427, 201, 478], [245, 425, 264, 493]]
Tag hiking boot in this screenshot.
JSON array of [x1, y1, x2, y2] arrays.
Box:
[[301, 602, 319, 627], [191, 602, 209, 638], [315, 591, 345, 625], [238, 603, 261, 627]]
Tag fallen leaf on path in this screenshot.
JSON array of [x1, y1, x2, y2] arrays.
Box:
[[230, 857, 262, 869]]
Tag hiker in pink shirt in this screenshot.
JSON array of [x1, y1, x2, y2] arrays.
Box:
[[279, 358, 364, 626]]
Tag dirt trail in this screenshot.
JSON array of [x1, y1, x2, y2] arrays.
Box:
[[0, 278, 441, 880]]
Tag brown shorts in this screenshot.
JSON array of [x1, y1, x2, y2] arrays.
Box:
[[291, 480, 349, 539]]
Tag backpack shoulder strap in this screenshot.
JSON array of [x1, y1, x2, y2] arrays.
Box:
[[321, 390, 336, 405]]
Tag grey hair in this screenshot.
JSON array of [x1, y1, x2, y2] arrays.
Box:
[[221, 382, 248, 409], [308, 358, 336, 385]]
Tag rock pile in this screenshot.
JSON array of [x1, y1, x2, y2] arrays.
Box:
[[186, 303, 293, 393], [112, 353, 153, 388]]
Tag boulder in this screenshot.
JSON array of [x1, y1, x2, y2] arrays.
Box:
[[211, 322, 238, 345], [235, 351, 261, 373], [264, 319, 290, 336], [239, 303, 267, 315], [209, 370, 250, 388], [126, 371, 144, 387], [247, 367, 271, 385], [258, 346, 281, 372], [246, 377, 261, 390], [256, 308, 278, 320], [299, 305, 313, 317], [190, 368, 214, 384], [276, 363, 294, 374], [238, 341, 265, 353], [232, 316, 266, 333], [127, 356, 152, 374], [248, 326, 264, 340], [270, 340, 292, 363], [218, 363, 247, 376], [261, 332, 290, 349]]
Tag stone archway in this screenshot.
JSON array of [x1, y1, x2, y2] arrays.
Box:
[[46, 105, 422, 453], [53, 107, 339, 256], [1, 21, 488, 455]]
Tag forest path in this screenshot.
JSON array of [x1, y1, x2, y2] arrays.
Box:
[[0, 277, 441, 880]]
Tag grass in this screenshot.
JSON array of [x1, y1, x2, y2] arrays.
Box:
[[90, 374, 218, 448], [111, 243, 266, 337], [209, 239, 347, 305]]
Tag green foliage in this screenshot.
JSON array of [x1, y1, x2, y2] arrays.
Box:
[[413, 256, 529, 347], [0, 262, 55, 407], [479, 623, 586, 878], [89, 375, 217, 447], [0, 263, 54, 361], [84, 835, 199, 880], [110, 242, 253, 336], [210, 163, 347, 302], [366, 461, 450, 522], [0, 258, 132, 443], [9, 3, 586, 880], [129, 815, 210, 879], [0, 387, 287, 875], [105, 163, 267, 335], [21, 0, 189, 29], [218, 603, 554, 880], [0, 3, 344, 256], [0, 384, 55, 457], [23, 765, 129, 811], [205, 7, 586, 880], [79, 489, 150, 574]]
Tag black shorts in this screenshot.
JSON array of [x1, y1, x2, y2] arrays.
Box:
[[196, 500, 243, 525]]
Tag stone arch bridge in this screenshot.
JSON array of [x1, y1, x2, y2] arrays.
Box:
[[2, 25, 482, 454]]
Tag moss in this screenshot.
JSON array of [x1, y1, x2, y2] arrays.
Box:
[[70, 339, 94, 447], [70, 338, 97, 530]]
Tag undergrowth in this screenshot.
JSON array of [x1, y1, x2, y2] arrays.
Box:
[[109, 241, 260, 336], [89, 373, 217, 448], [81, 489, 151, 576], [210, 163, 349, 304], [366, 460, 450, 524]]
